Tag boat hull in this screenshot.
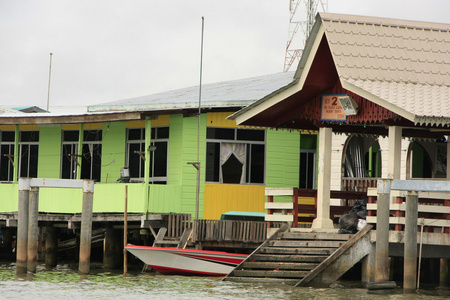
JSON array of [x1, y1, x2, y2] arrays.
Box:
[[125, 245, 247, 276]]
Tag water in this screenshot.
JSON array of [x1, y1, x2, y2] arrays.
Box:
[[0, 263, 449, 299]]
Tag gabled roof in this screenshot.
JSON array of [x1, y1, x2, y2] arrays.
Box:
[[88, 72, 294, 113], [230, 13, 450, 127]]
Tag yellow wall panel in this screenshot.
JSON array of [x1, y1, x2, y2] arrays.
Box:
[[206, 112, 238, 128], [203, 184, 265, 220], [152, 115, 170, 127]]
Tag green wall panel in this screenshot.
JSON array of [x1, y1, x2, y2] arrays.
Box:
[[39, 188, 83, 213], [0, 184, 18, 212], [180, 115, 206, 218], [266, 130, 300, 188], [101, 122, 126, 183], [93, 183, 147, 213], [38, 126, 61, 178]]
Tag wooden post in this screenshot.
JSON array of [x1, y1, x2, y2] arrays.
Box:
[[395, 196, 404, 231], [404, 191, 419, 292], [375, 179, 391, 282], [292, 188, 299, 228], [104, 227, 117, 269], [124, 185, 128, 275], [27, 187, 39, 273], [79, 180, 94, 274], [17, 178, 30, 275], [45, 226, 57, 269]]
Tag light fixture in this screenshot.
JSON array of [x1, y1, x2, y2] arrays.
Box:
[[338, 96, 359, 115], [148, 145, 157, 152]]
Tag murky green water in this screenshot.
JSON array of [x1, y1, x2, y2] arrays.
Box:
[[0, 263, 448, 299]]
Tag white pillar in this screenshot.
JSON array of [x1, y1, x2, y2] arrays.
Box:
[[312, 127, 334, 229], [387, 126, 402, 179]]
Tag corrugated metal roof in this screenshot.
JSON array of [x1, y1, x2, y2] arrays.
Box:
[[0, 107, 23, 115], [320, 12, 450, 125], [88, 72, 295, 112]]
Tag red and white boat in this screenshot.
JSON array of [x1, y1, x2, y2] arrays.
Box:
[[125, 245, 247, 276]]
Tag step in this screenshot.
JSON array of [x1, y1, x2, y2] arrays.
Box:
[[260, 247, 335, 255], [268, 240, 345, 248], [252, 254, 327, 263], [280, 232, 354, 241], [242, 261, 319, 270], [233, 269, 310, 278], [223, 276, 299, 286]]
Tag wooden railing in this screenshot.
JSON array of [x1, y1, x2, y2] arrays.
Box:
[[264, 187, 367, 228], [367, 184, 450, 233], [342, 177, 378, 193], [191, 219, 267, 243], [165, 213, 192, 238]]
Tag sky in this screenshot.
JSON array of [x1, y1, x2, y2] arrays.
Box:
[[0, 0, 449, 109]]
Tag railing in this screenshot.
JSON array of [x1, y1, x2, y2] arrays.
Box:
[[264, 187, 367, 228], [367, 184, 450, 233], [342, 177, 378, 193], [166, 213, 192, 238], [191, 219, 267, 243]]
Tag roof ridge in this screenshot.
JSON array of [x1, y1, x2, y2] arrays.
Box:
[[319, 12, 450, 32]]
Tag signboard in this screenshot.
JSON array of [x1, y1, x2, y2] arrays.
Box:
[[321, 94, 347, 121]]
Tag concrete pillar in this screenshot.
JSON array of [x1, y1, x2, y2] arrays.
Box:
[[375, 179, 391, 282], [404, 191, 419, 292], [312, 126, 334, 229], [45, 226, 57, 269], [79, 180, 94, 274], [103, 227, 117, 269], [16, 178, 30, 275], [27, 187, 39, 273], [361, 243, 376, 286], [387, 126, 402, 179], [440, 258, 450, 287]]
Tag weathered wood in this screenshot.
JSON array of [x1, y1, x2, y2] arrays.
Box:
[[252, 254, 326, 263], [233, 270, 309, 278], [152, 227, 167, 246], [280, 232, 353, 241], [242, 262, 319, 270], [223, 277, 299, 285], [268, 240, 344, 248], [295, 225, 374, 288], [260, 247, 334, 255]]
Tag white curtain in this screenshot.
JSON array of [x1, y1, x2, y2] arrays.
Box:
[[220, 143, 246, 183]]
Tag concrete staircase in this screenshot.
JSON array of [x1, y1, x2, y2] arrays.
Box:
[[223, 224, 373, 287]]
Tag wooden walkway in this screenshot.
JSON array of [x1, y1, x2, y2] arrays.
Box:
[[223, 224, 373, 286]]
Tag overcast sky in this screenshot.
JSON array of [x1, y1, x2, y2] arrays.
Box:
[[1, 0, 449, 109]]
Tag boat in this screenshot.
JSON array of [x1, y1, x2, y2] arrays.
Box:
[[125, 245, 248, 276]]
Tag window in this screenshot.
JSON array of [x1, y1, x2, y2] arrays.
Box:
[[299, 134, 316, 189], [126, 127, 169, 184], [0, 131, 39, 181], [61, 130, 102, 181], [206, 127, 265, 184]]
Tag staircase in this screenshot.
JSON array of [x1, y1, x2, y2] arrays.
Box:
[[223, 224, 373, 287]]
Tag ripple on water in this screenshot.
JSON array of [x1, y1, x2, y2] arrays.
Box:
[[0, 263, 449, 300]]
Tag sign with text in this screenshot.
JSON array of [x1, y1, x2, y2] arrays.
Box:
[[321, 94, 347, 121]]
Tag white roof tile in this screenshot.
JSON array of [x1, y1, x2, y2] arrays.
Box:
[[320, 13, 450, 125]]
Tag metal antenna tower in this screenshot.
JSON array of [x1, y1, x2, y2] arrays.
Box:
[[283, 0, 328, 72]]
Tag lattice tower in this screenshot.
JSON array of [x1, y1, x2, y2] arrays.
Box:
[[283, 0, 328, 72]]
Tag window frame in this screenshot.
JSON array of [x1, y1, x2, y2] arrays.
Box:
[[205, 127, 266, 185], [126, 127, 169, 184]]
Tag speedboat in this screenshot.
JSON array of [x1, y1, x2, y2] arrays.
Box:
[[125, 245, 247, 276]]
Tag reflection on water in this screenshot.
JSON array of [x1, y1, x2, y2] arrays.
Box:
[[0, 262, 449, 300]]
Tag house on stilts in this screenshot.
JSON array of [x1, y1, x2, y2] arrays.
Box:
[[227, 12, 450, 290]]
